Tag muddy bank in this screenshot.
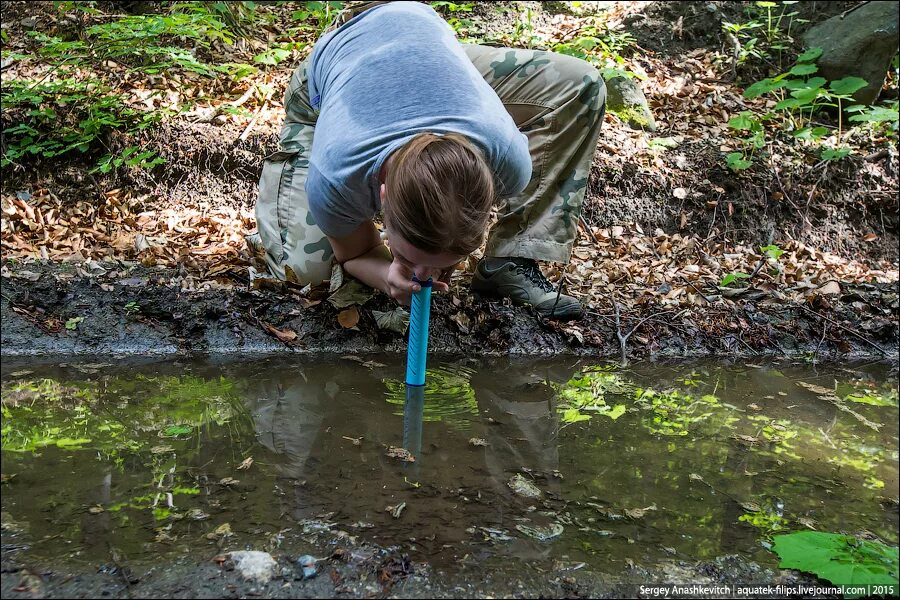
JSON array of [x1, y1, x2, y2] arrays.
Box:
[[2, 261, 897, 359], [0, 551, 826, 599]]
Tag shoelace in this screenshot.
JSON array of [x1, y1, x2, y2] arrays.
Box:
[[514, 261, 555, 293]]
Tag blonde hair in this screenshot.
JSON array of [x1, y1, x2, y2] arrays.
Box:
[[383, 132, 494, 255]]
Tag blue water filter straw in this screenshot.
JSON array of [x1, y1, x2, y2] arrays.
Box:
[[405, 277, 433, 386], [403, 277, 431, 462]]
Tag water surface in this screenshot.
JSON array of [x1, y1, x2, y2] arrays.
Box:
[[2, 357, 897, 575]]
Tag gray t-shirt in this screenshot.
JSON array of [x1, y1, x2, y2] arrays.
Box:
[[305, 1, 532, 238]]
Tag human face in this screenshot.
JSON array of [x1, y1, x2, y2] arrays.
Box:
[[387, 229, 465, 283]]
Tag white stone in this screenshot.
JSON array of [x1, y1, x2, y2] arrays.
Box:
[[229, 551, 278, 584]]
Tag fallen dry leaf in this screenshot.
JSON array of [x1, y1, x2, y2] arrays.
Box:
[[338, 306, 360, 328], [264, 323, 298, 343]]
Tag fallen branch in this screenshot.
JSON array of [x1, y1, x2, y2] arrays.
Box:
[[610, 292, 671, 365]]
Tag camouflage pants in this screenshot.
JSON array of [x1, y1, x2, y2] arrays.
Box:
[[255, 37, 606, 283]]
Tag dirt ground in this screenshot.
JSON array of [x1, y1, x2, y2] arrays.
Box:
[[2, 260, 897, 360], [1, 526, 828, 600]]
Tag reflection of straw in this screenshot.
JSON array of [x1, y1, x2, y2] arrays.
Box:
[[403, 385, 425, 465]]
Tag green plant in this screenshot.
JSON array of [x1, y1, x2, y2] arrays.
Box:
[[725, 111, 766, 171], [93, 147, 165, 174], [123, 301, 141, 315], [292, 1, 344, 33], [65, 316, 84, 330], [1, 76, 167, 170], [772, 532, 898, 594], [552, 19, 637, 81], [760, 244, 784, 260], [722, 1, 803, 68], [720, 272, 750, 287]]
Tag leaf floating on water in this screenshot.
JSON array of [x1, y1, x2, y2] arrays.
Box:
[[796, 381, 882, 431], [689, 473, 704, 482], [508, 473, 542, 499], [236, 457, 254, 470], [386, 502, 406, 519], [341, 355, 386, 368], [218, 477, 239, 486], [385, 446, 415, 463], [373, 308, 410, 334], [206, 522, 233, 540], [164, 425, 192, 437], [468, 438, 488, 447], [797, 381, 834, 396], [150, 445, 174, 454], [624, 504, 657, 519], [337, 306, 360, 329], [342, 436, 362, 446], [187, 508, 210, 521], [515, 522, 563, 541], [88, 505, 105, 514]]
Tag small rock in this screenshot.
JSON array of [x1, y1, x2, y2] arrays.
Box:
[[508, 473, 542, 499], [296, 554, 317, 579], [605, 76, 657, 131], [228, 551, 277, 584]]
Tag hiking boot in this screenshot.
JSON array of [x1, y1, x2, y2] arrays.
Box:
[[471, 257, 583, 320]]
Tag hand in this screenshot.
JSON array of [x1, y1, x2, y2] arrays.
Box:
[[385, 257, 449, 306]]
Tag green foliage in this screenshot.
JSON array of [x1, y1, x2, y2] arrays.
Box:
[[632, 388, 726, 436], [552, 19, 637, 81], [1, 374, 246, 464], [760, 244, 784, 260], [93, 146, 165, 174], [720, 272, 750, 287], [291, 1, 344, 33], [1, 77, 162, 169], [725, 111, 766, 170], [726, 45, 897, 170], [65, 316, 84, 330], [553, 366, 634, 424], [1, 1, 287, 170], [772, 532, 899, 593], [123, 301, 141, 314], [252, 39, 306, 66], [738, 506, 788, 533], [722, 1, 804, 68]]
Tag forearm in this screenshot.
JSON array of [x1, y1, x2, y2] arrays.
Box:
[[341, 242, 393, 294]]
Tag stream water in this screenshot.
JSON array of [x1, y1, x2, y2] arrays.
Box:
[[1, 357, 897, 579]]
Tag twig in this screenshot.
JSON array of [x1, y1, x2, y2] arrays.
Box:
[[813, 321, 828, 363], [579, 215, 601, 243], [798, 306, 888, 357], [237, 88, 275, 143], [731, 334, 759, 356]]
